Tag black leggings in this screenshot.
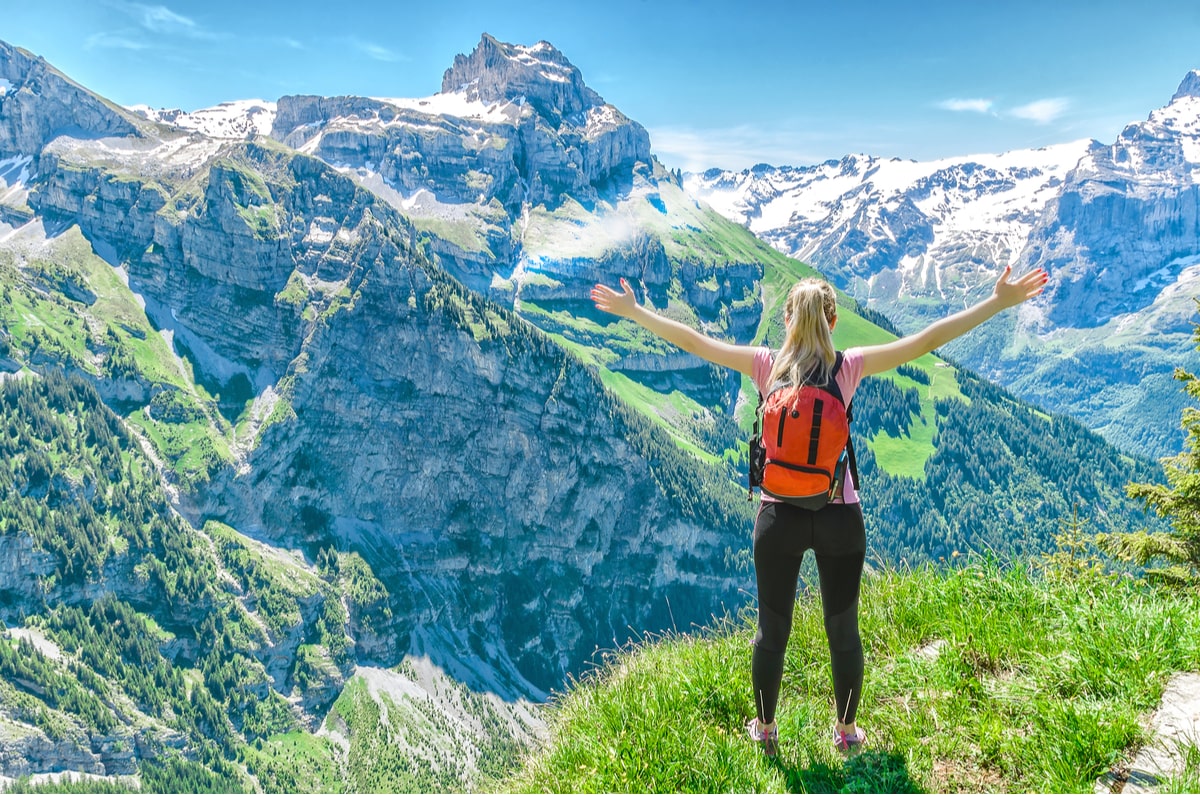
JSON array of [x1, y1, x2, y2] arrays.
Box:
[[751, 500, 866, 726]]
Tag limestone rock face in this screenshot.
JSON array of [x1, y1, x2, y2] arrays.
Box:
[[0, 42, 140, 158], [29, 128, 745, 697], [442, 34, 604, 121], [0, 535, 55, 602]]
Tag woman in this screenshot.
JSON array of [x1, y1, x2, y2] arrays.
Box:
[[590, 266, 1048, 756]]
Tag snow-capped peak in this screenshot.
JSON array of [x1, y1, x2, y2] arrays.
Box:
[[127, 99, 277, 140], [1172, 69, 1200, 102]]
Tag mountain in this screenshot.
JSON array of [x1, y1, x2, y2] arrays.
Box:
[[687, 70, 1200, 459], [0, 35, 756, 787], [0, 33, 1168, 789]]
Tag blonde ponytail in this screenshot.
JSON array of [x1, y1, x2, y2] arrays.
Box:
[[768, 278, 838, 387]]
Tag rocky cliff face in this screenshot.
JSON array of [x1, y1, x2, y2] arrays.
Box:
[[1030, 78, 1200, 331], [442, 34, 603, 121], [0, 42, 141, 158], [25, 112, 746, 702]]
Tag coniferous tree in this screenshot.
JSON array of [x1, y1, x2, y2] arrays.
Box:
[[1098, 303, 1200, 589]]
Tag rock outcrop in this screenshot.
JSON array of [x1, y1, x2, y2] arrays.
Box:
[[0, 42, 141, 158]]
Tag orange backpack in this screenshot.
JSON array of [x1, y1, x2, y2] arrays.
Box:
[[749, 352, 857, 509]]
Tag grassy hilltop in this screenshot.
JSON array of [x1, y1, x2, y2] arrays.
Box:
[[501, 559, 1200, 794]]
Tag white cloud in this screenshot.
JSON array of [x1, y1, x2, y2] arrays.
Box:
[[347, 38, 406, 63], [85, 31, 150, 50], [938, 98, 994, 114], [1010, 98, 1070, 124], [100, 1, 223, 40], [137, 4, 198, 35]]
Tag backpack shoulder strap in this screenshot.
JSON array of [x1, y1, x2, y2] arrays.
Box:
[[831, 350, 860, 486], [821, 352, 847, 407]]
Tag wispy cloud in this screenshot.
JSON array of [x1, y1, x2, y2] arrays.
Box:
[[98, 0, 226, 43], [937, 92, 1072, 126], [1010, 98, 1070, 124], [85, 31, 151, 50], [938, 98, 994, 114], [346, 37, 407, 63], [136, 4, 200, 35]]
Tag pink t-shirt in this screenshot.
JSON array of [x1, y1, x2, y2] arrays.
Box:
[[751, 346, 865, 504]]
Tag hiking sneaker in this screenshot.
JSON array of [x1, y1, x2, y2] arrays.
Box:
[[833, 725, 867, 754], [746, 718, 779, 756]]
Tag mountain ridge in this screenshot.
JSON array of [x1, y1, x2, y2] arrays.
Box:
[[687, 69, 1200, 458]]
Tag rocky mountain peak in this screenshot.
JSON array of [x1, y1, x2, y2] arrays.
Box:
[[1171, 69, 1200, 102], [440, 33, 605, 121], [0, 38, 141, 157]]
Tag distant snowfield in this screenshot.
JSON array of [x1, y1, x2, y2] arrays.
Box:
[[127, 99, 277, 140], [45, 132, 225, 175], [371, 91, 521, 125], [0, 154, 32, 209], [687, 140, 1092, 240]]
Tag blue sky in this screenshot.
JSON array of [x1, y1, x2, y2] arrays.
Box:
[[5, 0, 1200, 171]]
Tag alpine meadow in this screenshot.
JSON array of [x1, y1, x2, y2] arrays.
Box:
[[0, 29, 1198, 794]]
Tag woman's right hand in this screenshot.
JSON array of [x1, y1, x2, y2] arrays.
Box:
[[590, 278, 639, 319]]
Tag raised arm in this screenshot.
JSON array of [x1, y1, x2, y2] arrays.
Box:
[[859, 266, 1048, 377], [590, 278, 758, 376]]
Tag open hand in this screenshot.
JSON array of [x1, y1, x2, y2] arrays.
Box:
[[993, 265, 1049, 309], [590, 278, 639, 319]]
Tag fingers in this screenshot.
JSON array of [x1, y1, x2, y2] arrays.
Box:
[[1019, 268, 1050, 292], [1000, 266, 1049, 288], [590, 279, 634, 314], [994, 266, 1049, 306]]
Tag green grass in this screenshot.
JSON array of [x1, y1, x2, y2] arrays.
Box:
[[504, 560, 1200, 794], [412, 215, 493, 255], [246, 731, 342, 794], [127, 406, 230, 486], [869, 410, 938, 479], [596, 368, 722, 465]]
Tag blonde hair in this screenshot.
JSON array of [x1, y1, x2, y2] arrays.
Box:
[[768, 278, 838, 387]]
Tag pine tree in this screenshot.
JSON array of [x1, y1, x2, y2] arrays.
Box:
[[1098, 302, 1200, 589]]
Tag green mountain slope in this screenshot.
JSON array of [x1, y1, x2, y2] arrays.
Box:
[[0, 372, 539, 792], [503, 168, 1164, 563]]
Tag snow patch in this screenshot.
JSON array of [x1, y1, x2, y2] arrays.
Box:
[[6, 627, 65, 662], [44, 133, 224, 177], [128, 99, 277, 140], [371, 91, 518, 125]]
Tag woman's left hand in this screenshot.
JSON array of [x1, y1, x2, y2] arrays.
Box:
[[993, 265, 1049, 309]]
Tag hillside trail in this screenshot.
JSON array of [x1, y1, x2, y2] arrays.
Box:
[[1095, 672, 1200, 793]]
